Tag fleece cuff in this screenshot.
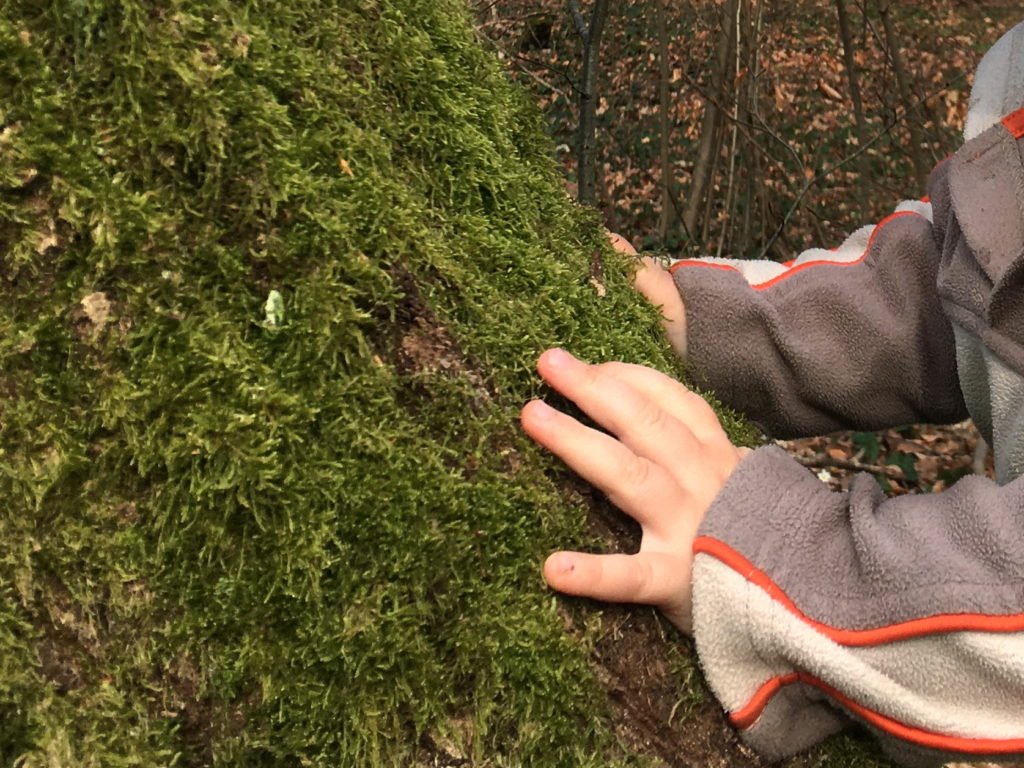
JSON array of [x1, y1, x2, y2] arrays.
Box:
[[690, 446, 847, 759]]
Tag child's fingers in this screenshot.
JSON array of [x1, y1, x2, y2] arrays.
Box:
[[543, 550, 688, 608], [634, 257, 687, 358], [536, 349, 701, 465], [607, 231, 638, 255], [521, 400, 687, 534], [633, 256, 675, 304], [594, 362, 726, 447]]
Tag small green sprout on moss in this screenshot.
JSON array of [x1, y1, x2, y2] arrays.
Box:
[[264, 289, 285, 328]]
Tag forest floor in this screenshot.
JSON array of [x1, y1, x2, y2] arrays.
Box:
[[476, 1, 1021, 766]]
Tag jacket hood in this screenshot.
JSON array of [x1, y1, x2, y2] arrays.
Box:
[[966, 20, 1024, 140]]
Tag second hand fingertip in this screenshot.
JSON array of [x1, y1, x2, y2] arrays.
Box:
[[523, 399, 555, 423], [542, 347, 571, 368], [545, 551, 575, 576]]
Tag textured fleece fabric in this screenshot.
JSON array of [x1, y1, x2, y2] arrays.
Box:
[[966, 21, 1024, 141], [673, 21, 1024, 767]]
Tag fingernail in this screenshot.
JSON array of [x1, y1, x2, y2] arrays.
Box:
[[545, 348, 573, 368], [529, 401, 556, 421], [549, 552, 575, 574]]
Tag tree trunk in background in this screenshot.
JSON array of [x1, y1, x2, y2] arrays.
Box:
[[571, 0, 610, 206], [836, 0, 870, 218], [744, 0, 766, 256], [657, 0, 679, 242], [877, 0, 930, 191], [683, 0, 738, 243], [716, 0, 739, 257]]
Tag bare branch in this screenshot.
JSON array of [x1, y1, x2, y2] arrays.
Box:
[[756, 70, 968, 258], [574, 0, 610, 205], [836, 0, 870, 217], [511, 55, 569, 98], [513, 50, 579, 88], [790, 452, 908, 481], [568, 0, 588, 41]]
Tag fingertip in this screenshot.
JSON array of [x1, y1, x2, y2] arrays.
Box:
[[537, 348, 581, 385], [535, 348, 553, 375], [520, 399, 535, 426], [521, 399, 555, 429], [633, 257, 673, 296], [543, 551, 576, 589], [546, 550, 575, 574], [607, 232, 638, 256], [539, 347, 572, 370]]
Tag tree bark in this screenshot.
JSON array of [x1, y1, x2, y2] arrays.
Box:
[[657, 0, 679, 242], [571, 0, 611, 206], [836, 0, 871, 217], [877, 0, 929, 190], [716, 0, 749, 259], [683, 0, 738, 242]]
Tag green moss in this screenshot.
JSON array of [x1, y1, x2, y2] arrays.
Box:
[[0, 1, 754, 765]]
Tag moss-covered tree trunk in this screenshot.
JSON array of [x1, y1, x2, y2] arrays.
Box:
[[0, 2, 890, 767]]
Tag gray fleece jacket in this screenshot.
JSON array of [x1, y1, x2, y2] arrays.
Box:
[[672, 22, 1024, 766]]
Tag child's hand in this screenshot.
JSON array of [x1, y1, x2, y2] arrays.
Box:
[[607, 233, 687, 359], [521, 349, 748, 633]]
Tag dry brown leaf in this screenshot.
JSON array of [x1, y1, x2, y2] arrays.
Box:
[[231, 32, 252, 58], [895, 440, 925, 456], [35, 233, 58, 254], [35, 221, 58, 254], [818, 80, 843, 101], [81, 292, 112, 329]]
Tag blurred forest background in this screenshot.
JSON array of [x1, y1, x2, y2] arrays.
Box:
[[476, 0, 1017, 258], [476, 0, 1021, 499]]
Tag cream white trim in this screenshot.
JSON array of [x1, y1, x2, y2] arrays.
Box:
[[953, 325, 1024, 484], [671, 202, 932, 287], [693, 557, 1024, 741], [966, 22, 1024, 141]]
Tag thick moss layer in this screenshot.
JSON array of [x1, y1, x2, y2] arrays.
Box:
[[0, 1, 752, 765]]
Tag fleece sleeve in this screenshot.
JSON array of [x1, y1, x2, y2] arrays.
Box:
[[670, 177, 968, 438], [691, 446, 1024, 766]]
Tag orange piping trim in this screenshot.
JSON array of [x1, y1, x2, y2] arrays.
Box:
[[669, 211, 923, 290], [1004, 107, 1024, 139], [732, 673, 799, 729], [669, 260, 737, 275], [731, 673, 1024, 755], [693, 536, 1024, 645]]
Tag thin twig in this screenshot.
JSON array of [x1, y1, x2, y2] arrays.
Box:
[[470, 0, 504, 21], [511, 56, 569, 97], [790, 452, 907, 480], [568, 0, 589, 41], [677, 67, 805, 188], [513, 52, 580, 90], [678, 53, 966, 257], [716, 0, 743, 259], [756, 71, 967, 258], [667, 180, 693, 241]]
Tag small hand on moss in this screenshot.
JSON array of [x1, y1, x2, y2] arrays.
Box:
[[522, 348, 749, 633], [608, 232, 687, 360]]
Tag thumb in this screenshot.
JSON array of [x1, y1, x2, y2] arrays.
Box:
[[607, 231, 638, 255], [633, 257, 687, 359], [543, 550, 694, 632]]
